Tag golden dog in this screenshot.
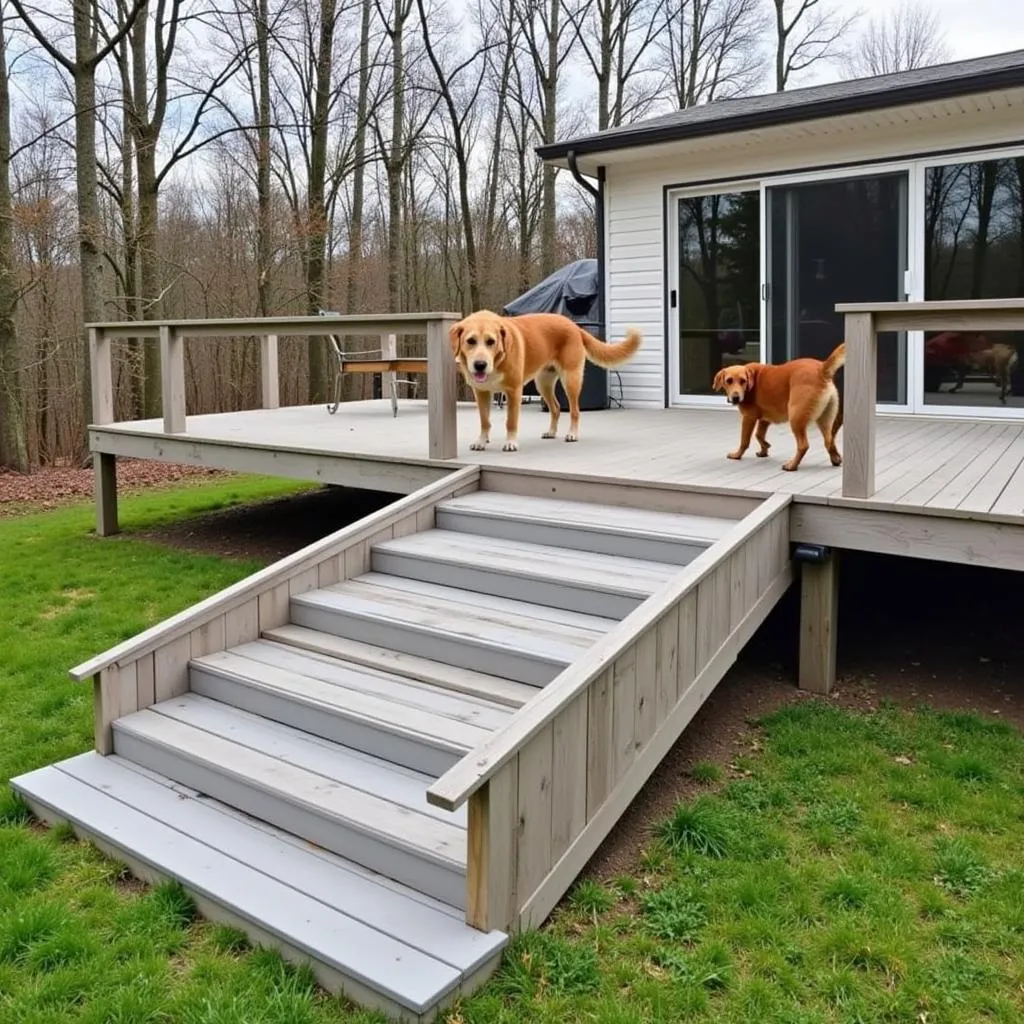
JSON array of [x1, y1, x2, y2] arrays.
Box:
[[449, 311, 642, 451], [713, 343, 846, 472]]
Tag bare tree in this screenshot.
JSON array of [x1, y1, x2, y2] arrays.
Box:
[[846, 0, 950, 78], [773, 0, 859, 91], [345, 0, 373, 314], [658, 0, 766, 108], [567, 0, 664, 130], [10, 0, 147, 425]]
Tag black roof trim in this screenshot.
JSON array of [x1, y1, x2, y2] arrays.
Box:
[[536, 53, 1024, 162]]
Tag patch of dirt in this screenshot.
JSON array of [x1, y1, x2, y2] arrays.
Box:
[[132, 485, 401, 563], [0, 459, 230, 516]]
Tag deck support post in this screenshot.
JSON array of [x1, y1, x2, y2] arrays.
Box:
[[160, 325, 187, 433], [842, 312, 876, 499], [95, 451, 119, 536], [427, 316, 459, 460], [260, 334, 279, 409], [93, 666, 119, 754], [798, 550, 840, 695], [466, 761, 517, 934]]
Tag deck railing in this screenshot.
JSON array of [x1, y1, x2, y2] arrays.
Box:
[[426, 491, 793, 934], [87, 313, 463, 460], [836, 298, 1024, 499]]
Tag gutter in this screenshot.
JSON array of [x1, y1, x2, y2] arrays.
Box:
[[536, 66, 1024, 162], [566, 150, 605, 337]]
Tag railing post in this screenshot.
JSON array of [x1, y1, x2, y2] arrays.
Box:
[[89, 327, 114, 425], [160, 324, 187, 433], [261, 333, 279, 409], [466, 760, 518, 933], [427, 316, 459, 459], [381, 332, 397, 401], [842, 312, 876, 499]]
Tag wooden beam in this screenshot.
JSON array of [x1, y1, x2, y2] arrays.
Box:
[[841, 312, 876, 499], [261, 334, 279, 409], [160, 325, 186, 433], [381, 333, 397, 404], [89, 328, 114, 425], [837, 298, 1024, 333], [427, 317, 458, 460], [94, 452, 118, 537], [466, 761, 518, 933], [798, 553, 840, 695]]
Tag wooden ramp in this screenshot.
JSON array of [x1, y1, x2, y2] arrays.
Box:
[[11, 466, 793, 1022]]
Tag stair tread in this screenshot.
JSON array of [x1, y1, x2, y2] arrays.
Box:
[[114, 707, 467, 871], [439, 491, 737, 542], [262, 625, 537, 707], [11, 753, 504, 1016], [296, 575, 609, 663], [374, 528, 678, 594], [148, 693, 468, 827], [203, 641, 511, 733]]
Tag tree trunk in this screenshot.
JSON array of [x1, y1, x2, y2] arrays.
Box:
[[387, 9, 407, 311], [137, 138, 161, 415], [539, 0, 558, 276], [346, 0, 371, 315], [0, 13, 26, 472], [306, 0, 337, 403], [255, 0, 272, 317]]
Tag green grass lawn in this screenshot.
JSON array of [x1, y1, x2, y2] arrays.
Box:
[[1, 480, 1023, 1024]]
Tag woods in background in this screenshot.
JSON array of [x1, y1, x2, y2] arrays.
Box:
[[0, 0, 949, 471]]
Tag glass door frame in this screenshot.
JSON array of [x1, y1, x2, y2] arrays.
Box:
[[758, 158, 919, 415], [666, 179, 763, 407]]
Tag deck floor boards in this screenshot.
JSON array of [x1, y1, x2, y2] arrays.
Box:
[[91, 400, 1024, 522]]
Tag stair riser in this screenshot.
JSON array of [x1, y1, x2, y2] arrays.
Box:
[[189, 665, 463, 777], [112, 727, 467, 910], [371, 548, 643, 620], [435, 508, 707, 566], [290, 600, 564, 687]]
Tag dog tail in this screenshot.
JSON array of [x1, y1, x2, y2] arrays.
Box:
[[580, 326, 643, 368], [822, 342, 846, 379]]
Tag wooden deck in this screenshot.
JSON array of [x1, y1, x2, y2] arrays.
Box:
[[92, 399, 1024, 523]]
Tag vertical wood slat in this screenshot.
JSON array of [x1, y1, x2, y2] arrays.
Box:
[[633, 629, 658, 752], [677, 590, 698, 698], [94, 667, 120, 754], [381, 333, 397, 404], [117, 660, 139, 718], [655, 606, 679, 722], [343, 539, 369, 579], [427, 317, 459, 460], [260, 334, 280, 409], [136, 652, 156, 708], [191, 616, 226, 659], [258, 581, 290, 631], [288, 567, 319, 597], [695, 563, 730, 668], [611, 644, 637, 779], [225, 598, 259, 647], [466, 759, 518, 933], [550, 693, 588, 863], [317, 556, 341, 587], [842, 311, 877, 499], [89, 327, 114, 425], [154, 634, 191, 701], [160, 325, 187, 434], [585, 669, 613, 819], [516, 723, 554, 905]]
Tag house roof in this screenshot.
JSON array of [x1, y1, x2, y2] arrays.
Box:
[[536, 49, 1024, 164]]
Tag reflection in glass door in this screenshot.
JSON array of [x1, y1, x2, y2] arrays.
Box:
[[766, 173, 909, 405], [674, 190, 761, 397]]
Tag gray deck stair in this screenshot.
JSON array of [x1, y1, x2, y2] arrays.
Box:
[[371, 528, 678, 618], [11, 752, 504, 1021], [112, 696, 469, 908], [290, 573, 614, 686], [10, 485, 750, 1021], [436, 491, 737, 563]]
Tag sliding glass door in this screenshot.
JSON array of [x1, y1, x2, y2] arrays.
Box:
[[766, 172, 909, 405], [671, 189, 761, 400]]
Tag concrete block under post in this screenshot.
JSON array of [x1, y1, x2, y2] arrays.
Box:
[[95, 452, 119, 537], [799, 551, 839, 694]]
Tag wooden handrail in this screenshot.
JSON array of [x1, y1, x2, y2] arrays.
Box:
[[836, 299, 1024, 500], [86, 312, 462, 459], [69, 465, 481, 683], [425, 492, 792, 813]]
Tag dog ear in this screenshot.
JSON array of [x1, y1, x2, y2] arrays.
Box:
[[712, 369, 726, 392], [494, 322, 508, 358], [448, 322, 464, 359]]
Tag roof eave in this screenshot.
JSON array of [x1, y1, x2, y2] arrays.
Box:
[[535, 65, 1024, 164]]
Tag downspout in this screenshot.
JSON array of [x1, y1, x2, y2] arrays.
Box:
[[566, 150, 605, 336]]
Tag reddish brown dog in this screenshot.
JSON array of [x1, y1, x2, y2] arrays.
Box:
[[450, 311, 642, 452], [712, 343, 846, 472]]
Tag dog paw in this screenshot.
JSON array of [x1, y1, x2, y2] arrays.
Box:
[[830, 454, 843, 467], [502, 440, 519, 452], [564, 433, 578, 443], [541, 431, 557, 439], [755, 450, 769, 458], [781, 462, 798, 472], [727, 451, 743, 461], [469, 440, 488, 451]]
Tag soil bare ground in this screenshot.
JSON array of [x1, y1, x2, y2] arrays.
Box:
[[5, 467, 1021, 885]]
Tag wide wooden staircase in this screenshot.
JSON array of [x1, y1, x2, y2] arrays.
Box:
[[12, 467, 793, 1022]]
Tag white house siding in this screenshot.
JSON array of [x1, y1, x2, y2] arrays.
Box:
[[601, 88, 1024, 408]]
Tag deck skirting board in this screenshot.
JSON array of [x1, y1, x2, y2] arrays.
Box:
[[791, 503, 1024, 571]]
